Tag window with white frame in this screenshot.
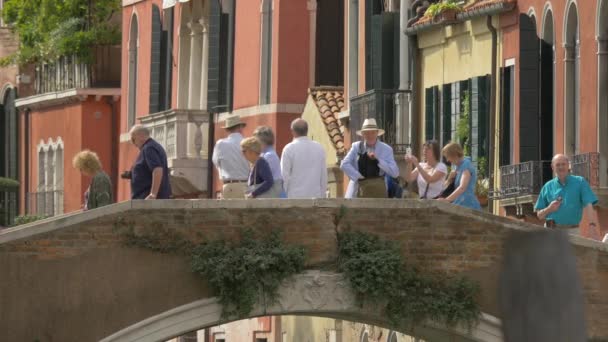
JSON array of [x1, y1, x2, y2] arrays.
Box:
[[36, 138, 64, 216]]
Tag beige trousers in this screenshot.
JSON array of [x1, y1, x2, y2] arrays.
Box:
[[357, 178, 387, 198], [222, 183, 247, 199]]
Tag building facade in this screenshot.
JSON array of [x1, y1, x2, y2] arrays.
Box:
[[494, 0, 608, 237]]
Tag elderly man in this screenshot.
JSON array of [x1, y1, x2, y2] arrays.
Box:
[[129, 125, 171, 199], [280, 119, 327, 198], [535, 154, 600, 238], [212, 115, 250, 199], [341, 118, 399, 198]]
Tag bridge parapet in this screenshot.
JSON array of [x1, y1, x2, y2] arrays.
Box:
[[0, 199, 607, 341]]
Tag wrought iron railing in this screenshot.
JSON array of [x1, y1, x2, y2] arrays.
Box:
[[392, 144, 412, 156], [26, 191, 63, 217], [0, 191, 17, 227], [571, 152, 600, 187], [34, 46, 120, 94], [493, 152, 601, 199], [492, 161, 552, 199], [349, 89, 410, 148]]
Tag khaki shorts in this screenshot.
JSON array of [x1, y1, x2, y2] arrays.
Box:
[[222, 182, 247, 199], [357, 178, 387, 198]]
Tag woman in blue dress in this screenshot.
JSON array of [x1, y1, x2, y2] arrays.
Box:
[[438, 142, 481, 210]]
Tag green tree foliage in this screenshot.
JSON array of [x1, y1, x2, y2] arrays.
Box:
[[1, 0, 121, 66]]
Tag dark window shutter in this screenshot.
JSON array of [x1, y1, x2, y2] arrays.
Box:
[[207, 0, 221, 112], [425, 86, 438, 140], [470, 75, 490, 163], [500, 67, 513, 166], [539, 39, 553, 160], [442, 84, 452, 146], [159, 7, 173, 111], [519, 14, 540, 162], [149, 5, 162, 114], [370, 12, 398, 90], [365, 0, 383, 91]]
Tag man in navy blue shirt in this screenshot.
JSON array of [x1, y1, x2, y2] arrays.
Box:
[[128, 125, 172, 199]]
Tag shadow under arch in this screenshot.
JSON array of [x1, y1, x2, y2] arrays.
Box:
[[101, 271, 502, 342]]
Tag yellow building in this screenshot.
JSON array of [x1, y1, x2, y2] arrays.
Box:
[[301, 87, 347, 198], [406, 0, 515, 213]]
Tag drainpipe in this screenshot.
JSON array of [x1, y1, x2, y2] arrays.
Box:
[[397, 0, 411, 145], [24, 107, 30, 214], [207, 112, 215, 199], [105, 96, 118, 197], [487, 16, 497, 212]]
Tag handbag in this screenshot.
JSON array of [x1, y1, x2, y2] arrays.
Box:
[[438, 178, 456, 199]]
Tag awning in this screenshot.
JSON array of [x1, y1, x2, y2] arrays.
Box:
[[163, 0, 190, 9]]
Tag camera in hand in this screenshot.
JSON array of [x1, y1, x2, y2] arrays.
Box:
[[120, 170, 132, 179]]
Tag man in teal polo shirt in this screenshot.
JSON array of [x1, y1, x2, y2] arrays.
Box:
[[535, 154, 600, 239]]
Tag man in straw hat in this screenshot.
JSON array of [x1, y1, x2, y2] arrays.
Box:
[[212, 115, 250, 199], [340, 118, 399, 198]]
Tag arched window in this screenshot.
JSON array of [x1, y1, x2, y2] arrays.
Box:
[[598, 0, 608, 187], [128, 14, 139, 129], [35, 138, 64, 216], [540, 8, 554, 161], [564, 2, 579, 155], [259, 0, 273, 104], [359, 329, 369, 342], [387, 331, 398, 342], [149, 5, 162, 114]]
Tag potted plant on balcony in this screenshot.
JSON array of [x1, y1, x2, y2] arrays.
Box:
[[424, 0, 462, 25], [475, 157, 489, 206]]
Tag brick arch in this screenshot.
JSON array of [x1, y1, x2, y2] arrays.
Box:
[[1, 200, 607, 341], [100, 272, 502, 342]]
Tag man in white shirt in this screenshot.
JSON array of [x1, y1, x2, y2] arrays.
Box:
[[280, 119, 328, 198], [212, 115, 250, 199]]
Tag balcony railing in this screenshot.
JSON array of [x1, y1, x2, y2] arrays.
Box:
[[34, 45, 120, 94], [0, 191, 17, 227], [350, 89, 410, 148], [26, 190, 63, 217], [139, 109, 209, 160], [493, 152, 601, 200], [571, 152, 600, 188]]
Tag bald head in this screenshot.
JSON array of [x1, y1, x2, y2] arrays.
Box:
[[291, 119, 308, 137], [551, 154, 570, 180]]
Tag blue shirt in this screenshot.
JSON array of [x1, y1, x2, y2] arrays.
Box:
[[535, 175, 598, 225], [261, 147, 283, 181], [452, 157, 481, 210], [131, 138, 172, 199]]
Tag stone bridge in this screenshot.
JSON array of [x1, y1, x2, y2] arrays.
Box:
[[1, 200, 607, 342]]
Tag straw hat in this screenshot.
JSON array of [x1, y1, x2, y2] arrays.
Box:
[[356, 118, 385, 136], [222, 115, 246, 129]]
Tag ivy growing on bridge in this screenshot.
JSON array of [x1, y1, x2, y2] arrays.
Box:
[[0, 0, 121, 66], [338, 231, 481, 329], [191, 230, 306, 319]]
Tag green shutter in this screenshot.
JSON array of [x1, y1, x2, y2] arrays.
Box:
[[470, 75, 490, 164], [442, 84, 452, 146], [149, 5, 162, 114], [207, 0, 221, 111], [370, 13, 398, 90], [425, 86, 438, 141]]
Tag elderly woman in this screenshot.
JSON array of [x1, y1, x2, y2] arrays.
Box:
[[72, 150, 113, 210], [241, 137, 279, 198], [405, 140, 447, 199], [438, 142, 481, 210], [253, 126, 286, 198]]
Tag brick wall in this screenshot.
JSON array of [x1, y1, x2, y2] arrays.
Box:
[[0, 200, 607, 341]]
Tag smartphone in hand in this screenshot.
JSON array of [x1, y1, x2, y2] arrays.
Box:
[[406, 147, 412, 158]]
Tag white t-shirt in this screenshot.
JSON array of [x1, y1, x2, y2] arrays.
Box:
[[417, 162, 448, 199]]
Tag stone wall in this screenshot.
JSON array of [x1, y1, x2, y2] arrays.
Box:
[[0, 200, 607, 341]]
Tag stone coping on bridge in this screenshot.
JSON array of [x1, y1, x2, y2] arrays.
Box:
[[2, 199, 607, 253]]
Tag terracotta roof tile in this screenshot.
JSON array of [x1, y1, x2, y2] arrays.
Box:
[[309, 86, 346, 157]]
